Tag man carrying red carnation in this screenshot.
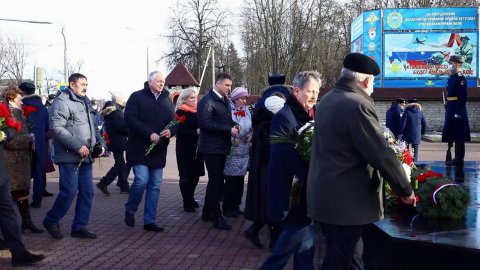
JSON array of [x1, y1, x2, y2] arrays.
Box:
[[124, 71, 176, 232]]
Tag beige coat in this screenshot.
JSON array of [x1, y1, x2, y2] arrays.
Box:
[[4, 105, 32, 191]]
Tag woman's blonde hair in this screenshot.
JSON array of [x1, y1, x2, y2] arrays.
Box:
[[175, 87, 199, 110]]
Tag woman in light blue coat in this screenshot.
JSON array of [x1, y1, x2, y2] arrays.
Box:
[[222, 87, 252, 217]]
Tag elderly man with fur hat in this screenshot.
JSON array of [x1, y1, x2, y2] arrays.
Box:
[[307, 53, 415, 270], [96, 92, 130, 195], [442, 55, 471, 165], [18, 82, 54, 208]]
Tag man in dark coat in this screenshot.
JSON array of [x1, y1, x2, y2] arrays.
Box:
[[198, 73, 238, 230], [307, 53, 415, 270], [18, 82, 53, 208], [0, 112, 45, 266], [399, 101, 427, 162], [262, 71, 321, 269], [385, 98, 405, 139], [124, 71, 175, 232], [96, 93, 129, 195], [442, 55, 471, 165]]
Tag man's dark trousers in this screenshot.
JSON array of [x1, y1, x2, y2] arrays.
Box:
[[202, 153, 226, 219], [99, 151, 128, 189], [320, 223, 365, 270], [0, 181, 26, 254]]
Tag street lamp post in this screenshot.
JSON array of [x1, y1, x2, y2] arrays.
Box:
[[61, 26, 67, 82], [126, 27, 150, 79]]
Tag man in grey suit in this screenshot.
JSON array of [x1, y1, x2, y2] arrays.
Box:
[[307, 53, 416, 270]]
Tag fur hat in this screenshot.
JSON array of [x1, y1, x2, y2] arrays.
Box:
[[18, 82, 36, 95], [343, 53, 380, 76], [231, 87, 249, 101], [396, 98, 406, 104], [268, 74, 286, 86]]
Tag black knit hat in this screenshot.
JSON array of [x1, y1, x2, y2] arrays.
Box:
[[343, 53, 380, 76], [18, 82, 36, 95], [268, 74, 286, 86], [395, 98, 406, 104]]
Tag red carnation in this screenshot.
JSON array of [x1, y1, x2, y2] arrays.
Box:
[[403, 149, 413, 165], [416, 170, 443, 183], [14, 121, 22, 131], [233, 110, 246, 117], [175, 114, 186, 123], [22, 105, 38, 117], [102, 132, 111, 145], [0, 102, 11, 117]]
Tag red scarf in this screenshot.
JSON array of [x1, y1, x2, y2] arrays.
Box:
[[179, 104, 197, 113]]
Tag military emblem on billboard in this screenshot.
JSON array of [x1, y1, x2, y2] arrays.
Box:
[[368, 27, 376, 40], [387, 11, 403, 29], [365, 13, 379, 24]]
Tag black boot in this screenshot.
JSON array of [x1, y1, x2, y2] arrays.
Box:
[[16, 200, 44, 233], [244, 221, 264, 248], [11, 250, 46, 266], [189, 177, 200, 208], [269, 223, 282, 250], [180, 179, 195, 212]]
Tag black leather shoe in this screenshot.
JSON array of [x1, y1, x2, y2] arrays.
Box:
[[71, 228, 97, 239], [234, 209, 244, 216], [184, 204, 196, 212], [43, 190, 54, 197], [213, 217, 232, 230], [143, 223, 164, 232], [201, 214, 215, 222], [96, 182, 110, 196], [244, 230, 263, 248], [125, 211, 135, 227], [0, 238, 8, 250], [11, 250, 45, 266], [30, 201, 41, 208], [192, 200, 200, 208], [120, 186, 130, 194], [43, 221, 63, 239], [223, 211, 239, 218]]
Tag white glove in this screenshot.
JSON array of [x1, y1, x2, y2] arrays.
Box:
[[454, 114, 462, 118]]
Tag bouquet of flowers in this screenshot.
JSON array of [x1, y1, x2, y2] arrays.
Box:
[[383, 127, 470, 219], [270, 120, 315, 161], [0, 102, 22, 142], [145, 113, 186, 156]]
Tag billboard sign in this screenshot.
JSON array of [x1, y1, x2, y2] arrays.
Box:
[[384, 7, 478, 31]]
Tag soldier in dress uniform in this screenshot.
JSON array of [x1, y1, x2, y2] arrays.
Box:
[[441, 55, 471, 165]]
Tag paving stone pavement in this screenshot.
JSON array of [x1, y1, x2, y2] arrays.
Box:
[[0, 140, 478, 269]]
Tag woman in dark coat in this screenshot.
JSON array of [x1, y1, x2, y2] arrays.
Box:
[[399, 102, 426, 162], [96, 95, 130, 195], [243, 85, 290, 249], [2, 86, 44, 233], [175, 87, 204, 212]]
